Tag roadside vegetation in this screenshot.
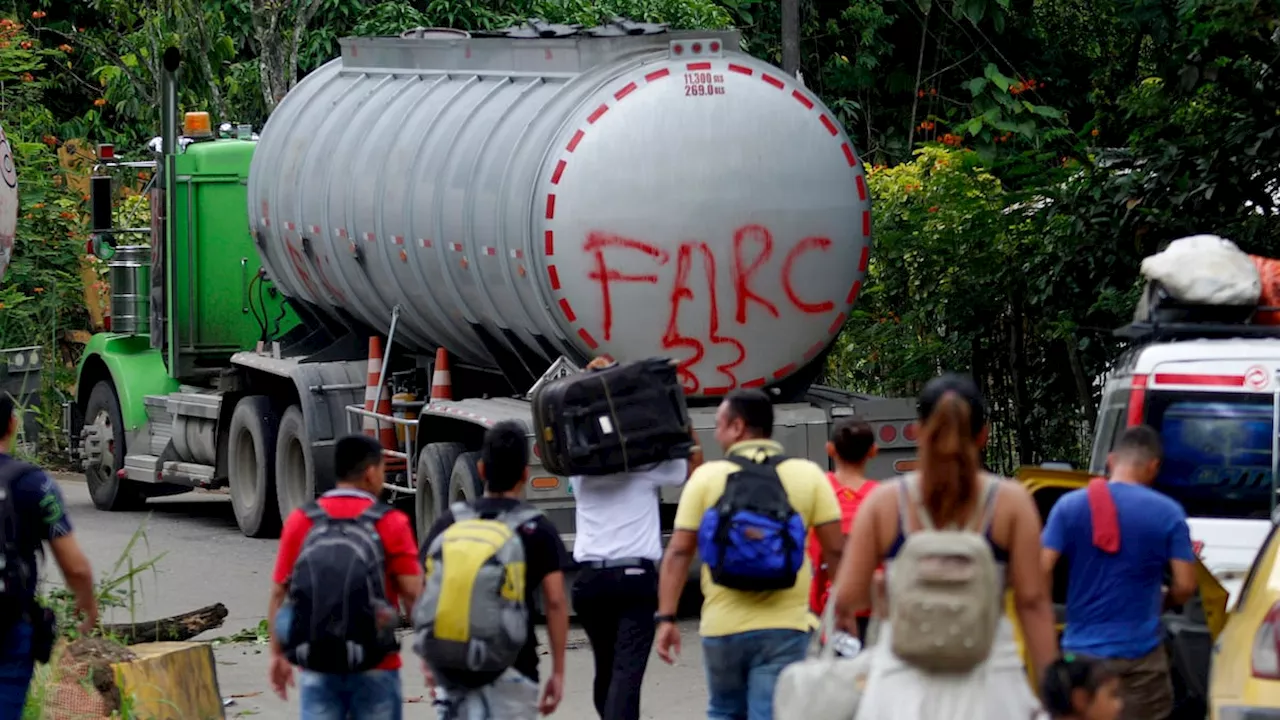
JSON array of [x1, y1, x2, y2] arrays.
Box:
[[0, 0, 1275, 471]]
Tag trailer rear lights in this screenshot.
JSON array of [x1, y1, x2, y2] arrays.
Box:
[[97, 143, 114, 160], [183, 111, 213, 138], [894, 459, 919, 473], [1252, 602, 1280, 679], [903, 422, 919, 442], [879, 424, 897, 443], [530, 476, 559, 490]]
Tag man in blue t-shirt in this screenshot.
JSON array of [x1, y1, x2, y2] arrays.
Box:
[[1041, 425, 1197, 720], [0, 395, 98, 715]]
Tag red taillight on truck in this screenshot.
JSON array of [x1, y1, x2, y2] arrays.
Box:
[[1252, 602, 1280, 679], [1126, 374, 1148, 427]]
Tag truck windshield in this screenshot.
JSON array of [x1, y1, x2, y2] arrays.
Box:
[[1145, 390, 1276, 519]]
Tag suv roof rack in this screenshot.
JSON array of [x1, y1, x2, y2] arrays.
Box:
[[1116, 321, 1280, 344]]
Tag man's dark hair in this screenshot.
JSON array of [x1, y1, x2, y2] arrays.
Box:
[[334, 434, 385, 482], [1114, 425, 1162, 463], [0, 394, 12, 439], [831, 416, 875, 464], [723, 389, 774, 439], [481, 420, 529, 493]]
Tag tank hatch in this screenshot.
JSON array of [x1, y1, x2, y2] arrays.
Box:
[[498, 19, 582, 38], [585, 17, 669, 36], [399, 27, 471, 40]]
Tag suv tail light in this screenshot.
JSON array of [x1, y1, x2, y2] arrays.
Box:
[[1126, 374, 1148, 427], [1252, 601, 1280, 678]]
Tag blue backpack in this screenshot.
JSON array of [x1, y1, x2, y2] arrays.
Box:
[[697, 453, 806, 591]]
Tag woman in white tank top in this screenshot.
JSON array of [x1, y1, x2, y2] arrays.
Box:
[[830, 374, 1058, 720]]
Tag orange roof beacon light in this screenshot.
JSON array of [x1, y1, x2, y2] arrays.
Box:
[[183, 111, 213, 139]]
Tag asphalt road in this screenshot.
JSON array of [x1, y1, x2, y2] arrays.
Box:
[[50, 473, 711, 719]]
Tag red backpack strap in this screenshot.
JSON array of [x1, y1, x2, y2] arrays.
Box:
[[1087, 477, 1121, 554]]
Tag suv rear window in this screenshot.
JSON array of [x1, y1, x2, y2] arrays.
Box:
[[1145, 390, 1275, 518]]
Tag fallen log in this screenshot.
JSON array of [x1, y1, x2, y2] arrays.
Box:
[[100, 603, 229, 645]]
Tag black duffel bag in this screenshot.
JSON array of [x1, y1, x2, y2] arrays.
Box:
[[531, 358, 693, 477]]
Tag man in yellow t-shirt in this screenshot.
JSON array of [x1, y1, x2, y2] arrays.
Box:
[[654, 389, 844, 719]]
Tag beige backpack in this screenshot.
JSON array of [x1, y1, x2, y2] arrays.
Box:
[[887, 472, 1002, 674]]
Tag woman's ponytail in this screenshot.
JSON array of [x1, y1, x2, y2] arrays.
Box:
[[918, 390, 980, 528]]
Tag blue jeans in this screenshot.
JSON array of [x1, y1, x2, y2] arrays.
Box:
[[702, 629, 807, 720], [0, 621, 33, 720], [299, 669, 402, 720]]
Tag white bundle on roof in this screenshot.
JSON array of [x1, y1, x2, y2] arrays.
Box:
[[1140, 234, 1262, 306]]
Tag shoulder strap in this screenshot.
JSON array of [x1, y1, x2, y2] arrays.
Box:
[[450, 502, 477, 522], [971, 473, 1001, 534], [357, 502, 392, 524], [301, 501, 328, 524], [900, 473, 937, 531], [900, 472, 998, 532], [727, 451, 784, 471], [499, 504, 544, 531]]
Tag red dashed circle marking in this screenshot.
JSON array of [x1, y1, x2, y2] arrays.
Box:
[[542, 60, 870, 394]]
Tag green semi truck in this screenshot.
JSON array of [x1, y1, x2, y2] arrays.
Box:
[[64, 27, 920, 545]]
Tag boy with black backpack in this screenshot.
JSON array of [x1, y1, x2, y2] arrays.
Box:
[[413, 420, 569, 720], [654, 389, 846, 720], [267, 434, 423, 719]]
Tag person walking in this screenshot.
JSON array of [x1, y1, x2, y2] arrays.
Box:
[[655, 388, 845, 720], [267, 434, 423, 720], [0, 394, 97, 717], [808, 416, 878, 638], [570, 357, 700, 720], [831, 373, 1057, 720], [415, 420, 568, 719], [1040, 425, 1196, 720]]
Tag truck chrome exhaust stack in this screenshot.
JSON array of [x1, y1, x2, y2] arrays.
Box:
[[161, 47, 181, 156]]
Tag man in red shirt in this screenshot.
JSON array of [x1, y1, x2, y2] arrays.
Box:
[[808, 417, 878, 637], [267, 434, 423, 719]]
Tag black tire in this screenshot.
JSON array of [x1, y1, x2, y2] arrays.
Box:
[[228, 395, 282, 538], [416, 442, 464, 540], [83, 381, 146, 511], [447, 451, 483, 505], [274, 405, 313, 521]]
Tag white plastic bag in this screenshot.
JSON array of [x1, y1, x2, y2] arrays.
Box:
[[1140, 234, 1261, 306], [774, 587, 869, 720]]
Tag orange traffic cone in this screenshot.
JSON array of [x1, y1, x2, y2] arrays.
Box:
[[363, 337, 383, 439], [364, 336, 405, 472], [430, 347, 453, 401]]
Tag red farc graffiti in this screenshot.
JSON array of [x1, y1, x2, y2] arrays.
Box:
[[583, 224, 842, 393]]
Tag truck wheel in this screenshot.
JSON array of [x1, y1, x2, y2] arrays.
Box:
[[447, 451, 483, 505], [274, 405, 313, 521], [83, 381, 146, 511], [228, 395, 282, 538], [416, 442, 463, 540]]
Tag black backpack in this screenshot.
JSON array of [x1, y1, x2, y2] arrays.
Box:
[[695, 454, 807, 592], [0, 461, 36, 626], [281, 502, 400, 673]]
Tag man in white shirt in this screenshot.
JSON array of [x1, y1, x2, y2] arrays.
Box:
[[568, 357, 699, 720]]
